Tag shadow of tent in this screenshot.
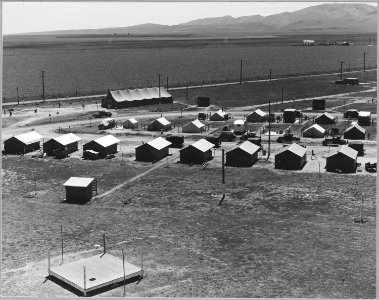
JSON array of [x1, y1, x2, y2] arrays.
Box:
[[45, 274, 143, 297]]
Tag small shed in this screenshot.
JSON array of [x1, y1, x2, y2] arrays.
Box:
[[283, 109, 298, 123], [275, 143, 307, 170], [344, 109, 359, 119], [63, 177, 96, 203], [343, 78, 359, 85], [43, 133, 81, 156], [358, 111, 371, 126], [302, 40, 315, 46], [182, 119, 205, 133], [302, 124, 325, 138], [147, 117, 172, 131], [4, 131, 43, 154], [180, 139, 214, 164], [83, 135, 120, 157], [233, 120, 247, 134], [225, 141, 260, 167], [246, 109, 267, 123], [123, 118, 139, 129], [314, 112, 336, 125], [326, 145, 357, 173], [343, 124, 366, 140], [135, 137, 172, 162], [209, 110, 229, 121], [312, 99, 326, 110], [196, 97, 211, 107]]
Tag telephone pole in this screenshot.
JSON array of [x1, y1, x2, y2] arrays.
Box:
[[158, 74, 161, 99], [339, 61, 345, 80], [166, 76, 169, 90], [239, 59, 244, 85], [269, 68, 272, 82], [267, 98, 271, 160], [281, 87, 284, 104], [17, 87, 20, 105], [41, 71, 46, 101], [363, 52, 366, 72]]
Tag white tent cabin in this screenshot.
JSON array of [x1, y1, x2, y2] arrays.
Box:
[[246, 109, 267, 123], [123, 118, 139, 129], [182, 119, 206, 133], [302, 124, 325, 138], [233, 120, 247, 134]]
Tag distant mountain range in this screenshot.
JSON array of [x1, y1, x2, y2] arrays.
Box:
[[18, 3, 377, 36]]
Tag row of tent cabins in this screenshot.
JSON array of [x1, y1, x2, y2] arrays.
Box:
[[102, 87, 173, 109], [302, 123, 368, 140]]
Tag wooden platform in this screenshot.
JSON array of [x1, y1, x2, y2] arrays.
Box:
[[49, 253, 143, 295]]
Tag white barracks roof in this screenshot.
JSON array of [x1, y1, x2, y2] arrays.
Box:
[[127, 118, 138, 124], [155, 117, 171, 126], [238, 141, 260, 154], [94, 135, 120, 147], [328, 145, 358, 160], [53, 133, 81, 146], [14, 131, 43, 145], [63, 177, 94, 188], [345, 124, 366, 134], [190, 139, 215, 152], [191, 119, 205, 128], [305, 124, 325, 133], [276, 143, 307, 157], [214, 109, 227, 117], [234, 119, 246, 125], [147, 137, 172, 150], [358, 111, 371, 117], [254, 109, 267, 117], [110, 87, 171, 103]]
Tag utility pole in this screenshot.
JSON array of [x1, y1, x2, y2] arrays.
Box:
[[219, 149, 226, 205], [340, 61, 345, 80], [268, 98, 271, 157], [363, 52, 366, 72], [158, 74, 161, 99], [269, 68, 272, 82], [17, 86, 20, 105], [186, 84, 189, 103], [41, 71, 46, 101], [239, 59, 244, 85], [281, 87, 284, 104], [166, 76, 169, 90]]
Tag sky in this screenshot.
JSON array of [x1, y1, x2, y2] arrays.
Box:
[[2, 1, 377, 34]]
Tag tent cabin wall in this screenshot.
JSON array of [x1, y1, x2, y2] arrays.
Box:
[[135, 144, 169, 162], [182, 123, 203, 133], [43, 140, 79, 156], [4, 138, 40, 154], [283, 111, 297, 123], [83, 141, 118, 157], [147, 121, 171, 132], [326, 153, 356, 173], [315, 114, 336, 125], [275, 151, 307, 170], [225, 148, 258, 167], [65, 185, 93, 203], [246, 113, 266, 123], [358, 116, 371, 126], [180, 146, 212, 164], [343, 128, 366, 140]]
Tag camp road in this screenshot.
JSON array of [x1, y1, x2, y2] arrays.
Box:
[[3, 69, 376, 107]]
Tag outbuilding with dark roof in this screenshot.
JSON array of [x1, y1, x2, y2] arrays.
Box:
[[180, 139, 214, 164], [226, 141, 260, 167], [275, 143, 307, 170]]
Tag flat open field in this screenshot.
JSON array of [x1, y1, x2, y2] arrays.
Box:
[[1, 71, 376, 298]]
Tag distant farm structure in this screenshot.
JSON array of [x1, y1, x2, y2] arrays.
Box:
[[302, 40, 315, 46]]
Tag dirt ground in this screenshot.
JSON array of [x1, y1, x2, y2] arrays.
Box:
[[1, 88, 377, 298]]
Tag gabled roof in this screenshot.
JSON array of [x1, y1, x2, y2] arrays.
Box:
[[147, 137, 172, 150], [276, 143, 307, 157], [126, 118, 138, 124], [93, 135, 120, 147], [63, 177, 94, 188], [346, 109, 358, 112], [53, 133, 81, 146], [13, 131, 43, 145], [251, 109, 267, 117], [214, 109, 227, 117], [188, 119, 205, 128], [316, 112, 335, 120], [328, 145, 358, 160], [154, 117, 171, 126], [234, 119, 246, 125], [304, 124, 325, 133], [284, 108, 297, 112], [236, 141, 260, 155], [190, 139, 214, 152], [345, 124, 366, 134], [358, 111, 371, 117]]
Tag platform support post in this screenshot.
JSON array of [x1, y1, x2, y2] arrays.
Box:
[[48, 248, 51, 274], [141, 250, 144, 272], [103, 233, 106, 254], [83, 266, 86, 296], [122, 249, 126, 296], [61, 225, 63, 264]]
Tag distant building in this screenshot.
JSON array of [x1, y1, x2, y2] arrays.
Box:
[[209, 109, 229, 121], [314, 112, 336, 125], [358, 111, 371, 126], [233, 120, 247, 134], [180, 139, 214, 164], [246, 109, 267, 123], [63, 177, 96, 203], [302, 124, 325, 138], [283, 109, 298, 123], [135, 137, 171, 162], [302, 40, 315, 46], [343, 124, 366, 140], [147, 117, 172, 131], [344, 109, 359, 119], [182, 119, 205, 133], [275, 143, 307, 170], [196, 97, 211, 107], [326, 145, 357, 173], [225, 141, 260, 167], [4, 131, 43, 154], [312, 99, 326, 110], [44, 133, 81, 157], [83, 135, 120, 157], [102, 87, 172, 109], [123, 118, 139, 129]]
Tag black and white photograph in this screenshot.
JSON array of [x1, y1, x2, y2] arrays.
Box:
[[1, 1, 377, 298]]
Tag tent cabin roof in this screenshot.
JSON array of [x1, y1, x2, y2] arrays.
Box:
[[126, 118, 138, 124], [358, 111, 371, 117], [317, 112, 335, 120], [53, 133, 81, 146], [188, 119, 205, 128], [63, 177, 94, 188], [189, 139, 215, 152], [237, 141, 260, 155], [345, 124, 366, 134], [234, 119, 246, 125], [304, 124, 325, 133], [327, 145, 358, 160], [147, 137, 172, 150], [276, 143, 307, 157], [13, 131, 43, 145], [284, 108, 297, 112], [154, 117, 171, 126], [93, 135, 120, 147], [250, 109, 267, 117], [214, 109, 227, 117]]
